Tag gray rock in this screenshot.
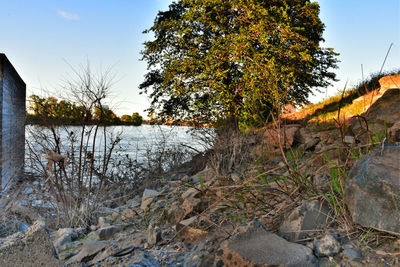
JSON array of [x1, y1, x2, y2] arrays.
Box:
[[57, 240, 82, 252], [318, 257, 333, 267], [217, 220, 317, 266], [279, 200, 333, 241], [141, 189, 160, 211], [90, 225, 124, 241], [53, 228, 78, 249], [342, 248, 363, 261], [126, 198, 141, 208], [121, 208, 136, 221], [147, 225, 162, 246], [344, 135, 355, 144], [303, 137, 320, 151], [74, 227, 87, 237], [314, 234, 341, 257], [65, 240, 109, 264], [58, 250, 75, 261], [0, 220, 61, 267], [124, 249, 160, 267], [98, 216, 111, 228], [99, 225, 124, 240], [345, 144, 400, 234], [179, 216, 198, 227]]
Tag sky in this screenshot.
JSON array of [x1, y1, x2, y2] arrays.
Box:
[[0, 0, 399, 117]]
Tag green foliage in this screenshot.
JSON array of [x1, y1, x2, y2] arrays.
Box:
[[120, 114, 132, 122], [28, 95, 87, 124], [131, 112, 143, 126], [120, 113, 143, 126], [140, 0, 338, 128], [27, 95, 126, 125], [93, 106, 120, 125]]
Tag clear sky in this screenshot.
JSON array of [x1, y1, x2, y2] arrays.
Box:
[[0, 0, 399, 117]]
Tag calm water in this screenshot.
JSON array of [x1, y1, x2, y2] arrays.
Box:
[[25, 124, 213, 169]]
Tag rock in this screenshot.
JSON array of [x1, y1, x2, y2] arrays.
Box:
[[279, 200, 333, 241], [176, 225, 209, 243], [314, 234, 341, 257], [57, 240, 82, 253], [342, 248, 363, 261], [58, 250, 75, 261], [65, 240, 109, 264], [379, 74, 400, 91], [126, 198, 141, 208], [0, 218, 29, 237], [88, 232, 147, 264], [360, 89, 400, 131], [320, 132, 335, 144], [345, 144, 400, 234], [297, 128, 320, 150], [182, 197, 201, 218], [147, 225, 162, 246], [167, 201, 186, 224], [181, 187, 201, 199], [121, 208, 136, 221], [141, 189, 160, 211], [179, 215, 198, 227], [216, 220, 317, 266], [264, 124, 301, 148], [96, 225, 124, 240], [98, 216, 111, 228], [74, 227, 87, 238], [0, 220, 60, 266], [344, 135, 355, 144], [9, 204, 41, 224], [318, 257, 332, 267], [120, 249, 160, 267], [389, 121, 400, 142], [302, 137, 320, 151], [52, 228, 78, 249]]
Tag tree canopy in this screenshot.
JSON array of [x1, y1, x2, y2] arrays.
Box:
[[27, 95, 143, 126], [140, 0, 338, 127]]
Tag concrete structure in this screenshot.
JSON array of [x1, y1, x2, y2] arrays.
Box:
[[0, 54, 26, 190]]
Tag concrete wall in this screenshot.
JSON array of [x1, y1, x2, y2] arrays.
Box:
[[0, 54, 26, 190]]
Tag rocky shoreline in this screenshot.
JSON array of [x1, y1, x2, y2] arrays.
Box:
[[0, 84, 400, 266]]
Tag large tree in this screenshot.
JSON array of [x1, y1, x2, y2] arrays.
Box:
[[140, 0, 338, 127]]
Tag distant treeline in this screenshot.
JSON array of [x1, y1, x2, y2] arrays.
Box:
[[26, 95, 143, 126]]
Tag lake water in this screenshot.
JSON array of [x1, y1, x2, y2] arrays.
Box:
[[25, 124, 214, 175]]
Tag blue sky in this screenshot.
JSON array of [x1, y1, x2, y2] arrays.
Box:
[[0, 0, 399, 117]]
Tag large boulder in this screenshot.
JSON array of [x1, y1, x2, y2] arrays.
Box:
[[0, 220, 60, 266], [345, 144, 400, 234], [279, 200, 333, 242], [215, 220, 317, 266]]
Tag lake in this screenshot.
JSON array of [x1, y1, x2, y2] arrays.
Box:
[[25, 124, 214, 176]]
